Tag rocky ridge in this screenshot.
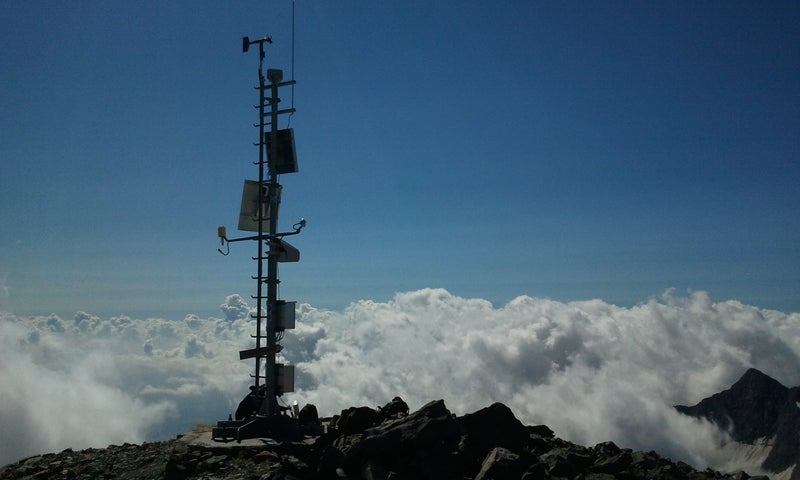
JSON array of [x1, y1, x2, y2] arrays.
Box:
[[1, 398, 765, 480], [676, 368, 800, 480]]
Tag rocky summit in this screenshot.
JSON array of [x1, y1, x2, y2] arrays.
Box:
[[1, 398, 765, 480], [676, 368, 800, 480]]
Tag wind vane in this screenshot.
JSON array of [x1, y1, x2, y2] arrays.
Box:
[[212, 35, 308, 441]]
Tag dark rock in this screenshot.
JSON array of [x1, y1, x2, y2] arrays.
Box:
[[0, 397, 771, 480], [343, 400, 462, 479], [457, 401, 531, 471], [334, 467, 349, 479], [299, 403, 320, 426], [764, 385, 800, 474], [359, 399, 459, 456], [593, 441, 621, 456], [337, 406, 382, 435], [675, 368, 787, 443], [592, 450, 633, 474], [540, 447, 595, 478], [586, 474, 620, 480], [331, 432, 364, 460], [527, 434, 554, 453], [196, 454, 228, 472], [526, 424, 555, 438], [316, 445, 346, 478], [676, 368, 800, 477], [648, 463, 687, 480], [360, 458, 391, 480], [328, 414, 341, 430], [283, 454, 311, 476], [629, 450, 663, 470], [520, 460, 548, 479], [730, 471, 750, 480], [379, 396, 409, 419], [165, 454, 194, 480], [164, 462, 188, 480], [253, 450, 280, 464], [675, 460, 696, 474], [474, 447, 524, 480]]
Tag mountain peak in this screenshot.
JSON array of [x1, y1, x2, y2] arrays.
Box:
[[676, 368, 787, 443], [734, 368, 787, 394], [676, 368, 800, 478]]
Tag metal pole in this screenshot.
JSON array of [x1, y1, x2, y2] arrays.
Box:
[[263, 73, 281, 417], [254, 41, 266, 401]]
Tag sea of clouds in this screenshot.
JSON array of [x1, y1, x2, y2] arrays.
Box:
[[1, 288, 799, 471]]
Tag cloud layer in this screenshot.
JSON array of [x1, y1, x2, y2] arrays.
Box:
[[2, 290, 799, 470]]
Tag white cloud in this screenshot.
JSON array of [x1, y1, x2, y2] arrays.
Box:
[[0, 318, 174, 464], [1, 289, 798, 471], [284, 289, 800, 470], [219, 294, 252, 321], [0, 308, 251, 466]]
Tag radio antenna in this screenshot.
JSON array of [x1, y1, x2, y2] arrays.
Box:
[[213, 33, 309, 442], [288, 0, 296, 126]]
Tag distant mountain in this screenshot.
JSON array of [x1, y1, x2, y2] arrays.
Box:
[[676, 368, 800, 480]]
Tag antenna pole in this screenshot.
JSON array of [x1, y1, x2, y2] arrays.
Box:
[[213, 34, 302, 441], [262, 52, 281, 418], [253, 38, 267, 407]]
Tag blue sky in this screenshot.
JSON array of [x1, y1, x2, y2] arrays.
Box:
[[1, 1, 798, 319]]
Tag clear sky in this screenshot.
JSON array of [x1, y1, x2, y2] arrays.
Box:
[[2, 1, 798, 319]]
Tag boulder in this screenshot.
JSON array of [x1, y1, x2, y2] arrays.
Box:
[[344, 400, 462, 478], [337, 406, 381, 435], [474, 447, 524, 480], [593, 441, 621, 456], [592, 450, 633, 474], [298, 404, 320, 427], [540, 447, 595, 478], [526, 424, 555, 438], [379, 396, 409, 419], [456, 402, 531, 471], [520, 460, 548, 479], [196, 454, 228, 473], [315, 446, 345, 478], [360, 459, 391, 480], [359, 399, 459, 456]]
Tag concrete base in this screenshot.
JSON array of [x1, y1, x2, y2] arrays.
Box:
[[180, 414, 324, 445], [180, 424, 274, 448]]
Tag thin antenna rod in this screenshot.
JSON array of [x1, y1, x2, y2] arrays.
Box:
[[292, 0, 296, 85], [289, 0, 296, 125]]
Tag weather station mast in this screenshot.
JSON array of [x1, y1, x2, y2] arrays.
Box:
[[212, 34, 307, 441]]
